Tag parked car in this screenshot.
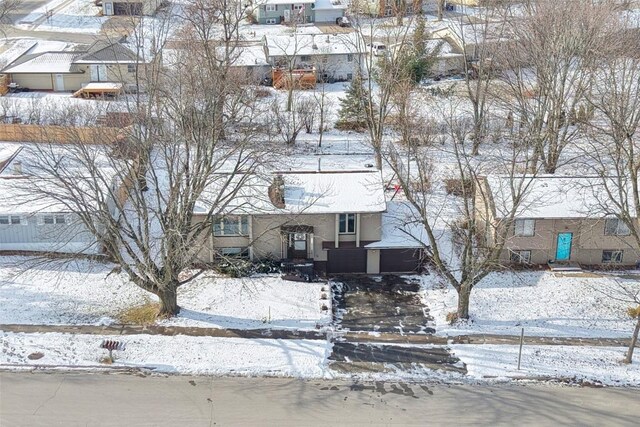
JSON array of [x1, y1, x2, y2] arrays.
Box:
[[336, 16, 350, 27], [367, 43, 387, 57]]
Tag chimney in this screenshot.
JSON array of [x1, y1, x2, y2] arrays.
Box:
[[13, 161, 22, 175], [268, 174, 286, 208]]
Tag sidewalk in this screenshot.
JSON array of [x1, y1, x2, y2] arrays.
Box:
[[1, 323, 637, 347]]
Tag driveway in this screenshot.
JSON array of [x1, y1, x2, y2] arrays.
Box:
[[331, 275, 434, 334]]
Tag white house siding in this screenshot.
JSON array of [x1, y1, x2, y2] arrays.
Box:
[[0, 214, 100, 254]]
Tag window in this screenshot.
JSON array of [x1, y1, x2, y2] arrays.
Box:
[[42, 214, 66, 225], [514, 219, 535, 237], [339, 213, 356, 234], [300, 55, 311, 62], [266, 4, 276, 12], [347, 54, 353, 62], [293, 4, 304, 10], [0, 215, 22, 225], [214, 216, 249, 236], [602, 250, 624, 263], [220, 247, 249, 258], [127, 64, 137, 74], [266, 18, 277, 24], [604, 218, 630, 236], [510, 250, 531, 264], [347, 73, 353, 80]]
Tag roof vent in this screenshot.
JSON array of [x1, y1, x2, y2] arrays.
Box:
[[312, 43, 318, 50], [12, 160, 22, 175]]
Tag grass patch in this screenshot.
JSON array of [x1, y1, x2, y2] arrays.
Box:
[[117, 301, 159, 325]]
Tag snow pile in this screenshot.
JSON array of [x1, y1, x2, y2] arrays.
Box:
[[422, 271, 639, 338], [452, 344, 640, 386], [0, 332, 332, 378]]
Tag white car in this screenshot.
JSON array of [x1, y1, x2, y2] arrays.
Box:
[[368, 43, 387, 57]]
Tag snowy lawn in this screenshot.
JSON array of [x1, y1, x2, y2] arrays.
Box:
[[451, 344, 640, 386], [0, 332, 331, 378], [421, 271, 640, 338], [0, 256, 330, 331]]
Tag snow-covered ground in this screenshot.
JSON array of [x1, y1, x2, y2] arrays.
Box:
[[451, 344, 640, 386], [0, 332, 331, 378], [16, 0, 107, 34], [0, 256, 330, 331], [421, 271, 640, 338]]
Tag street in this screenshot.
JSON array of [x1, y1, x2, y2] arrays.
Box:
[[1, 371, 639, 426]]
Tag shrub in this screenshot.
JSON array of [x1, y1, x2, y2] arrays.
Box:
[[335, 120, 367, 132], [118, 301, 159, 325], [444, 178, 474, 197], [446, 311, 459, 324]]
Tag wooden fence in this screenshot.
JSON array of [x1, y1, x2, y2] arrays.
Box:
[[0, 124, 125, 144]]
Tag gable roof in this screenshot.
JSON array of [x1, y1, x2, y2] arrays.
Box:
[[73, 41, 142, 64], [1, 52, 82, 74], [265, 33, 366, 57]]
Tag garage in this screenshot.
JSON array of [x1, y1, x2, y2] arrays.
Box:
[[380, 248, 423, 273], [327, 248, 367, 274]]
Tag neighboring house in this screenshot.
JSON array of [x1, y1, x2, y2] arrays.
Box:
[[195, 170, 427, 274], [430, 21, 509, 62], [357, 0, 425, 17], [0, 145, 104, 254], [101, 0, 161, 16], [477, 176, 640, 267], [254, 0, 346, 24], [427, 38, 465, 76], [1, 41, 151, 93], [264, 32, 366, 82], [255, 0, 315, 24]]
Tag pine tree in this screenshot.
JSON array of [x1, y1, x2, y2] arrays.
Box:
[[336, 74, 369, 130]]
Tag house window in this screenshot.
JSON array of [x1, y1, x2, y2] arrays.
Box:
[[347, 73, 353, 80], [214, 216, 249, 236], [127, 64, 137, 73], [602, 250, 624, 263], [220, 247, 249, 258], [339, 213, 356, 234], [266, 18, 277, 24], [604, 218, 630, 236], [266, 4, 276, 12], [293, 4, 304, 10], [514, 219, 535, 237], [42, 214, 66, 225], [347, 54, 353, 62], [510, 250, 531, 264], [0, 215, 22, 225], [300, 55, 311, 62]]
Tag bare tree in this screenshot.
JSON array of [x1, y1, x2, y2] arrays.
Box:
[[598, 280, 640, 364], [497, 0, 613, 173], [18, 0, 273, 317], [386, 97, 539, 319], [0, 0, 20, 28]]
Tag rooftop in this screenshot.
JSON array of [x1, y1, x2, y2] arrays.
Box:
[[265, 33, 366, 57]]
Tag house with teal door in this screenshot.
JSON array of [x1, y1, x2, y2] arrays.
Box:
[[476, 176, 640, 267]]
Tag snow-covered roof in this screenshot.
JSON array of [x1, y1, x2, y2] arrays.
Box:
[[73, 41, 144, 64], [314, 0, 347, 10], [265, 33, 366, 57], [2, 52, 81, 74], [196, 170, 386, 215], [365, 202, 429, 249], [486, 175, 632, 219]]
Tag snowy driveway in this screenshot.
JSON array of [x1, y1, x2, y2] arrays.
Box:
[[331, 275, 435, 334]]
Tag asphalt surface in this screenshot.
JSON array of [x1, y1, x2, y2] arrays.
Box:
[[1, 371, 639, 426]]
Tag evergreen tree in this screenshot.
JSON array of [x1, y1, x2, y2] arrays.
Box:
[[336, 74, 369, 129]]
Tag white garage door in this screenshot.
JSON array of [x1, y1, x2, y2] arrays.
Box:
[[314, 10, 343, 23]]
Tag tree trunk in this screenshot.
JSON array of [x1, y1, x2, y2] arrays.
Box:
[[625, 316, 640, 364], [157, 286, 180, 318], [457, 285, 471, 320]]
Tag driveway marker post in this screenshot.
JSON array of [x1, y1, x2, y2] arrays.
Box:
[[517, 328, 524, 370]]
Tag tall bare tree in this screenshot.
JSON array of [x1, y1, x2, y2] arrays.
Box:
[[20, 0, 273, 317]]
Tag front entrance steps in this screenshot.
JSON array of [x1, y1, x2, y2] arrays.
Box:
[[548, 261, 582, 272]]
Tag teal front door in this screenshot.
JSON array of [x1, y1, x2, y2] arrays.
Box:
[[556, 233, 573, 261]]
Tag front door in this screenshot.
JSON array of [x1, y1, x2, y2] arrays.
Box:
[[54, 74, 64, 91], [556, 232, 573, 261], [287, 233, 308, 259]]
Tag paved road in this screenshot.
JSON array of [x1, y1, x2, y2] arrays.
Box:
[[1, 372, 639, 426]]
